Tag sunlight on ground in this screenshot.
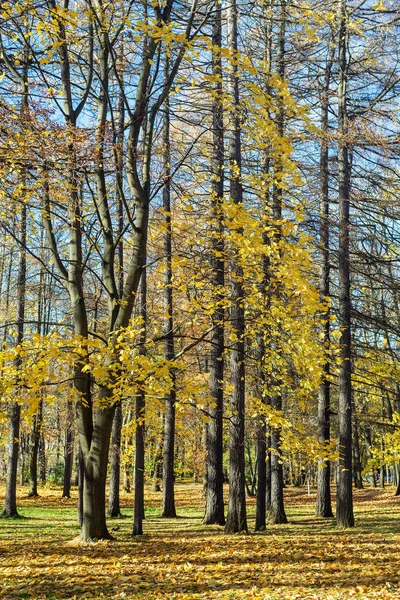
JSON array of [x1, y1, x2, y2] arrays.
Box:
[[1, 484, 400, 599]]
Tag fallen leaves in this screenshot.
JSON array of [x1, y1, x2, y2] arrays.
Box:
[[0, 484, 400, 599]]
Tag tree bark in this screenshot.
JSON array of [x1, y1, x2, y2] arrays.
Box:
[[62, 399, 74, 499], [255, 420, 267, 530], [161, 61, 177, 519], [2, 50, 28, 518], [316, 46, 334, 519], [133, 269, 147, 535], [336, 0, 354, 528], [28, 400, 42, 498], [108, 402, 122, 516], [269, 0, 287, 526], [224, 0, 247, 534], [204, 0, 225, 527]]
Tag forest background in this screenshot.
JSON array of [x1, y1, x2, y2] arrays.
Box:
[[0, 0, 400, 566]]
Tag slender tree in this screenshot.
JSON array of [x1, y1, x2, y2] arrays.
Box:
[[269, 0, 287, 526], [224, 0, 247, 534], [316, 44, 334, 519], [336, 0, 354, 528], [133, 269, 147, 535], [162, 60, 177, 519], [2, 41, 29, 518], [204, 0, 225, 527]]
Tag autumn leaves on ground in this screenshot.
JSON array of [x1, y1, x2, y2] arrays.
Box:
[[0, 484, 399, 600]]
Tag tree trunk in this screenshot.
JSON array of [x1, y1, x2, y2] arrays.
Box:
[[29, 399, 43, 498], [269, 0, 287, 527], [204, 0, 225, 527], [2, 191, 26, 517], [108, 402, 122, 516], [39, 432, 46, 483], [224, 0, 247, 534], [80, 406, 115, 540], [336, 0, 354, 528], [255, 420, 267, 530], [394, 465, 400, 496], [352, 408, 363, 490], [62, 399, 74, 499], [2, 403, 21, 517], [316, 44, 334, 519], [266, 431, 271, 512], [161, 62, 177, 519], [133, 269, 146, 536], [78, 448, 84, 526]]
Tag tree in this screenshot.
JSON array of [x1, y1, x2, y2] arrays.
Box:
[[224, 0, 247, 535], [203, 0, 225, 527], [336, 0, 354, 528]]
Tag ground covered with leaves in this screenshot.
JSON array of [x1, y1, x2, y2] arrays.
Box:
[[1, 483, 400, 599]]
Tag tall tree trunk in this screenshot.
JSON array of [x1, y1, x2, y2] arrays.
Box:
[[3, 203, 26, 516], [29, 253, 46, 499], [316, 46, 334, 519], [162, 65, 177, 518], [224, 0, 247, 534], [255, 0, 273, 532], [108, 46, 126, 519], [269, 0, 287, 526], [336, 0, 354, 528], [133, 270, 146, 535], [2, 52, 28, 518], [204, 0, 225, 527]]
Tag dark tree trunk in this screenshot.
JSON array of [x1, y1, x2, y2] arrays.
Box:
[[394, 466, 400, 496], [29, 399, 43, 498], [204, 0, 225, 528], [2, 191, 27, 517], [316, 45, 334, 520], [133, 269, 146, 536], [255, 0, 273, 533], [78, 448, 84, 526], [161, 63, 177, 519], [108, 46, 125, 520], [2, 403, 21, 517], [255, 420, 266, 530], [224, 0, 247, 534], [269, 425, 287, 524], [336, 0, 354, 528], [62, 400, 74, 499], [269, 0, 287, 527], [352, 408, 363, 490], [266, 432, 271, 512], [108, 401, 122, 516], [39, 432, 46, 483], [152, 416, 164, 492], [80, 405, 115, 540], [162, 385, 176, 517]]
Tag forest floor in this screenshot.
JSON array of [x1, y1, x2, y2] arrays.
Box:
[[0, 483, 400, 599]]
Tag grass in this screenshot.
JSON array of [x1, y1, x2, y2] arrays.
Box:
[[1, 483, 400, 599]]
